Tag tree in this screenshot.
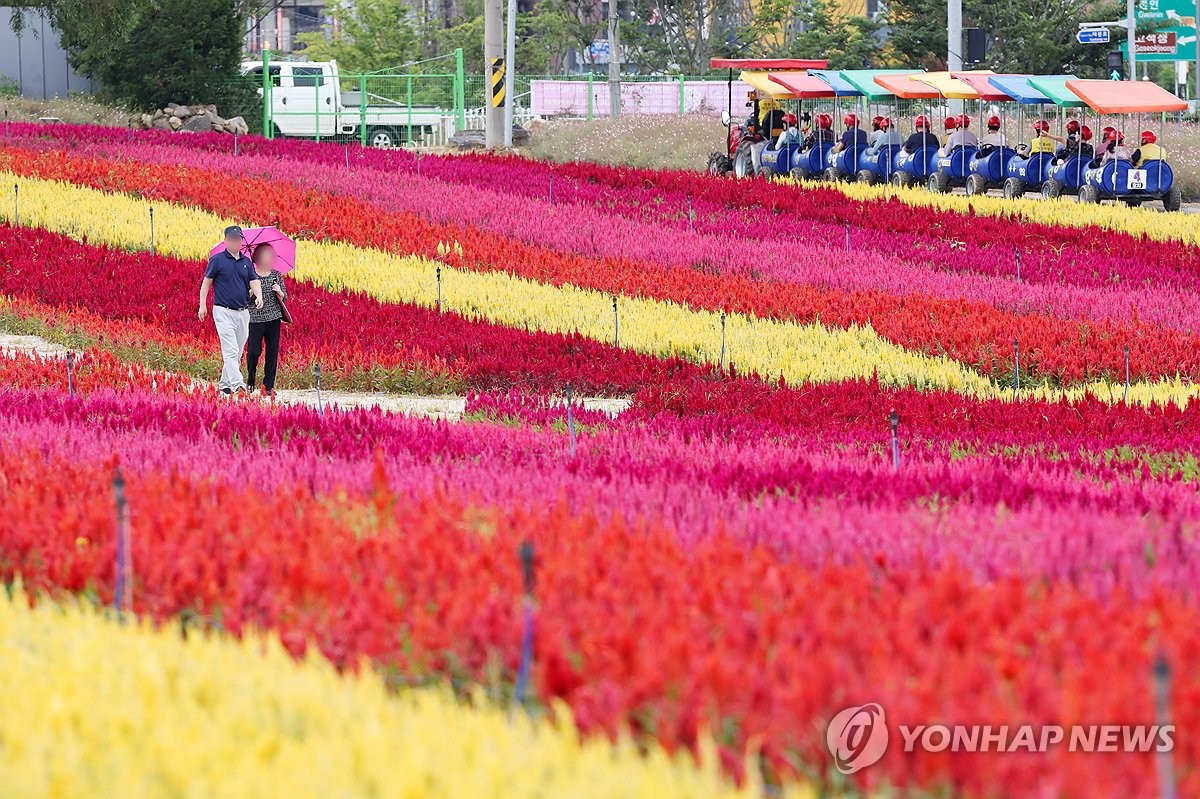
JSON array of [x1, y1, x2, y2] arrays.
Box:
[[741, 0, 883, 68], [294, 0, 423, 73], [623, 0, 740, 73], [541, 0, 608, 69]]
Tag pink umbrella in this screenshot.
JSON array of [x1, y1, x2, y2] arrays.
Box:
[[209, 226, 296, 274]]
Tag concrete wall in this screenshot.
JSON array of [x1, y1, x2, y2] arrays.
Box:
[[0, 9, 95, 99]]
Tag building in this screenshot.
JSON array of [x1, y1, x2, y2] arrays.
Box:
[[245, 0, 330, 54], [0, 7, 95, 99]]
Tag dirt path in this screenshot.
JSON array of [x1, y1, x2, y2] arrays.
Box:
[[0, 334, 631, 419]]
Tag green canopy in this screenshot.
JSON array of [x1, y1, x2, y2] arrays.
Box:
[[838, 69, 923, 101], [1026, 76, 1086, 108]]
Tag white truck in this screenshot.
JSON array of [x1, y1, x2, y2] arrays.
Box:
[[240, 60, 453, 147]]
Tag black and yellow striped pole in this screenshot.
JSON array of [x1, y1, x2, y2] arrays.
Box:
[[490, 57, 506, 109]]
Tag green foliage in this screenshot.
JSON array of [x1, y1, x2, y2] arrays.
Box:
[[294, 0, 423, 73]]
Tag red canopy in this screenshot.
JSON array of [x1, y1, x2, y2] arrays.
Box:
[[710, 58, 829, 70], [952, 71, 1013, 101], [768, 72, 837, 98], [1064, 79, 1187, 113], [873, 73, 941, 99]]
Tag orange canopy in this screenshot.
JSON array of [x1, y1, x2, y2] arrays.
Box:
[[1064, 80, 1187, 113], [873, 73, 941, 99], [768, 72, 837, 98], [710, 58, 829, 70]]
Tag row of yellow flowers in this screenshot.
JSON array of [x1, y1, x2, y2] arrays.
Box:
[[3, 172, 1198, 407], [804, 177, 1200, 244], [0, 590, 800, 799]]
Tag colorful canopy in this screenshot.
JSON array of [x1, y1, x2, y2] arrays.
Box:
[[769, 72, 837, 99], [912, 71, 979, 99], [873, 73, 941, 99], [839, 69, 923, 100], [807, 70, 862, 97], [711, 58, 828, 70], [1027, 76, 1086, 108], [739, 71, 799, 99], [985, 75, 1050, 104], [951, 71, 1013, 101], [1064, 79, 1188, 113]]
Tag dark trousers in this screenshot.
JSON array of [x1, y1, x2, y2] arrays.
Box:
[[247, 318, 281, 391]]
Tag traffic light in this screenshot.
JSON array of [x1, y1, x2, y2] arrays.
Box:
[[1106, 50, 1125, 81]]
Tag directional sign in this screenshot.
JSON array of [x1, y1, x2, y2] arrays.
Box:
[[1077, 27, 1111, 44]]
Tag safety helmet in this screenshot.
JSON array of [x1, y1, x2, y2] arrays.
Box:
[[944, 116, 958, 131], [1032, 120, 1050, 133], [880, 116, 892, 130], [915, 114, 930, 129], [818, 113, 833, 129], [958, 114, 971, 129], [1080, 125, 1093, 142], [1141, 129, 1157, 144], [1066, 119, 1081, 135], [987, 115, 1000, 130], [872, 115, 884, 129], [1102, 125, 1116, 140], [844, 113, 859, 127], [783, 113, 798, 126]]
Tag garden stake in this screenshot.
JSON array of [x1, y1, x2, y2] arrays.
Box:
[[1155, 655, 1177, 799], [149, 207, 155, 256], [845, 222, 851, 250], [436, 265, 442, 312], [549, 173, 554, 204], [113, 468, 131, 615], [720, 313, 727, 373], [1016, 249, 1021, 282], [566, 385, 577, 457], [687, 195, 694, 232], [612, 296, 619, 346], [233, 133, 239, 156], [66, 351, 75, 397], [514, 540, 536, 707], [1013, 339, 1019, 392], [1124, 345, 1130, 402], [314, 364, 324, 418], [889, 410, 900, 472], [13, 183, 17, 226]]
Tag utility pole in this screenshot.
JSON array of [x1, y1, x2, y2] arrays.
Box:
[[485, 0, 504, 147], [504, 0, 516, 146], [608, 0, 620, 118], [1127, 0, 1137, 81], [947, 0, 962, 113]]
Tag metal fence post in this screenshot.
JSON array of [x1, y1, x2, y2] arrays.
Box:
[[359, 74, 368, 147], [262, 49, 272, 139], [455, 48, 467, 131], [587, 72, 594, 121], [314, 78, 321, 143], [407, 75, 414, 146]]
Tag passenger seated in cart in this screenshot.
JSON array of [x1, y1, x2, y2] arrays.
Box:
[[1131, 130, 1166, 167], [831, 114, 867, 155], [1098, 129, 1132, 165], [801, 114, 835, 150], [938, 114, 978, 157], [867, 117, 902, 153], [976, 116, 1005, 155], [941, 116, 957, 148], [902, 115, 938, 154], [1054, 124, 1093, 164], [1016, 120, 1057, 157], [774, 113, 800, 150], [868, 116, 885, 146]]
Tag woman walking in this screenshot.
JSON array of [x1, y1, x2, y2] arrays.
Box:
[[247, 243, 288, 396]]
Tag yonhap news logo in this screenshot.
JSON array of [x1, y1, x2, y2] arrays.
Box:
[[826, 704, 1174, 773]]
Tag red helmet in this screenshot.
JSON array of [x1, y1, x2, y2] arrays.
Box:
[[1080, 125, 1093, 142], [944, 116, 958, 131], [1066, 119, 1081, 134], [958, 114, 971, 129], [915, 114, 930, 129], [783, 113, 798, 126], [1102, 125, 1116, 140], [987, 115, 1001, 130], [1141, 129, 1157, 144], [1107, 129, 1123, 143], [1033, 120, 1050, 133], [818, 113, 833, 129], [872, 115, 884, 129], [844, 113, 859, 127], [880, 116, 892, 130]]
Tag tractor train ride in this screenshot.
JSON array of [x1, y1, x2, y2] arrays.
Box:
[[706, 58, 1188, 211]]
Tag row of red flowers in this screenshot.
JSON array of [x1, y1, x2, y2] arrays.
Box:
[[5, 146, 1200, 384]]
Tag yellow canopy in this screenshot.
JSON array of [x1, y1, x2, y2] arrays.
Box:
[[912, 71, 980, 100], [739, 70, 799, 99]]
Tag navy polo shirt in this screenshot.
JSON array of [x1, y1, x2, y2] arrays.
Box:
[[205, 249, 257, 310]]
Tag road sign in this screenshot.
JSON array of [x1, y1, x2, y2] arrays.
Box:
[[1078, 27, 1111, 43], [1119, 0, 1198, 60], [1135, 31, 1178, 53]]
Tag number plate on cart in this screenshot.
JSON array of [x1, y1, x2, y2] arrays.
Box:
[[1127, 170, 1148, 191]]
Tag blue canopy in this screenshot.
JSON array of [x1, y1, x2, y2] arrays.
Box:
[[984, 74, 1080, 104], [808, 69, 863, 97]]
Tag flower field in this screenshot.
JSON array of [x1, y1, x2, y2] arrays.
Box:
[[1, 123, 1200, 797]]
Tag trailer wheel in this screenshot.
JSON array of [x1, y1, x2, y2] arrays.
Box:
[[856, 170, 875, 185], [1041, 179, 1062, 200], [368, 127, 400, 148], [1164, 184, 1183, 212], [928, 171, 951, 194], [891, 172, 911, 189], [1002, 178, 1025, 201], [790, 167, 808, 181], [823, 167, 839, 183], [965, 174, 987, 197], [1078, 184, 1099, 204], [759, 165, 776, 180], [706, 153, 733, 176]]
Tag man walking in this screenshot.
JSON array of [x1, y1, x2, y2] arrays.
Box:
[[198, 226, 263, 394]]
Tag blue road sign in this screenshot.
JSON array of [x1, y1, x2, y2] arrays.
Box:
[[1077, 28, 1112, 44]]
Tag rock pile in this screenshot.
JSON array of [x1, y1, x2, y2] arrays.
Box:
[[134, 104, 249, 135]]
